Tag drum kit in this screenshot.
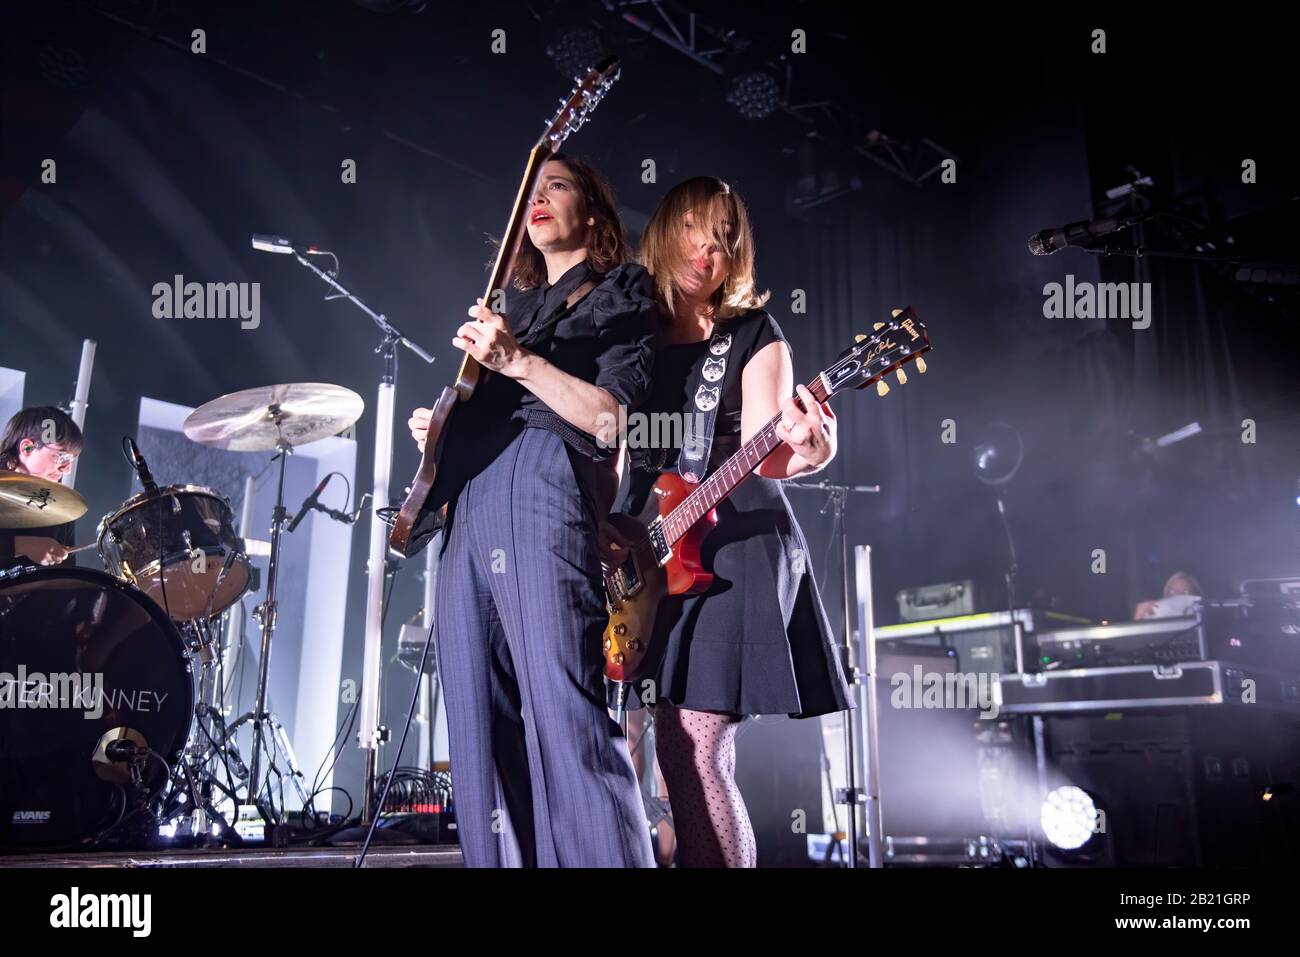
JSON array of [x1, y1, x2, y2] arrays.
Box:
[[0, 383, 364, 850]]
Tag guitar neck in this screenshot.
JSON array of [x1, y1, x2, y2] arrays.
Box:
[[456, 144, 554, 382], [658, 376, 829, 546]]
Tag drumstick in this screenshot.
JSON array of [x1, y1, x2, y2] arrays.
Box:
[[66, 542, 99, 554]]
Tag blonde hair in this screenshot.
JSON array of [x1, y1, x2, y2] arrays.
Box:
[[640, 176, 769, 320]]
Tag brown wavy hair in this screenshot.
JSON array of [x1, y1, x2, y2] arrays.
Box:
[[509, 153, 630, 290], [0, 406, 83, 472], [640, 175, 769, 320]]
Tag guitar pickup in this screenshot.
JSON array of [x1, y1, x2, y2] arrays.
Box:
[[648, 519, 671, 566]]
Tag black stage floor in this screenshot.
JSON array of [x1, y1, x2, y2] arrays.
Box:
[[0, 844, 463, 868]]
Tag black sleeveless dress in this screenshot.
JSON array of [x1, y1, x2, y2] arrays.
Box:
[[616, 310, 853, 719]]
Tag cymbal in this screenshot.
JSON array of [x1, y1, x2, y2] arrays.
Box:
[[183, 383, 364, 452], [0, 473, 88, 528]]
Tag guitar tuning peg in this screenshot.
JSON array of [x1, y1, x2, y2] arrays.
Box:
[[891, 308, 903, 318], [854, 333, 868, 343], [916, 357, 927, 374], [896, 368, 908, 385], [873, 322, 885, 331], [876, 380, 890, 397]]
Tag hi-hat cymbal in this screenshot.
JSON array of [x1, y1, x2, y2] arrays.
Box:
[[183, 383, 364, 452], [0, 473, 88, 528]]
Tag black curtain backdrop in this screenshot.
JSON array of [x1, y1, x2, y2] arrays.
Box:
[[3, 1, 1297, 808]]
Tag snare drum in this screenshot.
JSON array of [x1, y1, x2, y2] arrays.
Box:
[[98, 484, 251, 621]]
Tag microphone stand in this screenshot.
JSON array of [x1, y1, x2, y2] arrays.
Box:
[[281, 249, 435, 827], [1084, 245, 1299, 269], [786, 478, 879, 867], [993, 486, 1043, 866]]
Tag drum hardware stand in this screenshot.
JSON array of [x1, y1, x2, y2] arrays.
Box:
[[172, 752, 235, 844], [259, 239, 435, 826], [226, 426, 312, 830], [158, 618, 244, 843], [191, 619, 247, 829], [787, 479, 882, 868]]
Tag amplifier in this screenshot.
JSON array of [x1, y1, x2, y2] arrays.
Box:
[[1033, 601, 1300, 671], [1240, 577, 1300, 602], [896, 580, 975, 622], [875, 609, 1092, 675], [1037, 708, 1300, 866], [398, 620, 436, 673], [994, 660, 1300, 714], [1032, 615, 1204, 670]]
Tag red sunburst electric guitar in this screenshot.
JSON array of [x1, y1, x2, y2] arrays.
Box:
[[601, 307, 931, 684]]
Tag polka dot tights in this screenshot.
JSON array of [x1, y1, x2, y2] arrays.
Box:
[[653, 702, 756, 868]]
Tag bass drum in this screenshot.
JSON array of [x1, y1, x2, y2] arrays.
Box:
[[0, 566, 193, 849]]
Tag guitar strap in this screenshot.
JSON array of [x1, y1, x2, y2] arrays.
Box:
[[566, 279, 598, 311], [677, 326, 734, 484], [409, 280, 603, 555], [515, 278, 598, 345]]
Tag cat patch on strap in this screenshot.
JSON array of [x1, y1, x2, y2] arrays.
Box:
[[694, 384, 720, 412], [678, 326, 733, 483]]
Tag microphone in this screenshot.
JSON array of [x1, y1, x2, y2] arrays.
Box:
[[92, 727, 148, 785], [105, 739, 143, 761], [250, 233, 326, 255], [124, 437, 160, 495], [1027, 212, 1152, 256], [288, 474, 334, 533], [1135, 421, 1203, 457], [313, 503, 355, 525]]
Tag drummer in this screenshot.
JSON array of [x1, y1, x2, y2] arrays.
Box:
[[0, 406, 82, 567]]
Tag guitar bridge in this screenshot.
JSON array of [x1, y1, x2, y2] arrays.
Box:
[[611, 557, 641, 604]]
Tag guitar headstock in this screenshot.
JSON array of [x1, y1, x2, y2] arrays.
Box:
[[820, 307, 931, 399], [541, 56, 620, 151]]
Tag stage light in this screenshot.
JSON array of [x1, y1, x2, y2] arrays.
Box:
[[1040, 785, 1098, 850], [546, 26, 606, 80], [972, 422, 1024, 487], [726, 71, 781, 120]]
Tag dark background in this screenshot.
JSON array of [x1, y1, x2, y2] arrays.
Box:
[[3, 1, 1298, 811]]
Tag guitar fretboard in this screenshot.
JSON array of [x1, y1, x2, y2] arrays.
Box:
[[659, 377, 829, 545]]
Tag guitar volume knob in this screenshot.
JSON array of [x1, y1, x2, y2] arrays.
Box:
[[613, 623, 627, 637]]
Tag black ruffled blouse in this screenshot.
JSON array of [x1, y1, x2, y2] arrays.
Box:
[[417, 260, 658, 523]]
